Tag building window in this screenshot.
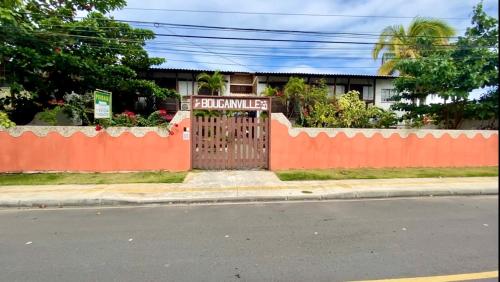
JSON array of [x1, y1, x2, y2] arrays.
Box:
[[334, 85, 345, 96], [362, 86, 373, 100], [198, 87, 211, 95], [381, 89, 398, 102], [230, 85, 253, 94], [178, 81, 193, 96]]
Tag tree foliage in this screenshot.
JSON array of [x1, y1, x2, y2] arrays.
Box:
[[390, 2, 498, 129], [0, 0, 177, 124]]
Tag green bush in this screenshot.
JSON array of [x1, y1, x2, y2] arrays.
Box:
[[304, 102, 337, 127], [39, 106, 63, 125], [303, 90, 398, 128], [335, 91, 372, 128], [0, 111, 16, 128], [62, 93, 94, 125], [111, 111, 138, 127], [371, 108, 399, 128], [140, 110, 170, 127]]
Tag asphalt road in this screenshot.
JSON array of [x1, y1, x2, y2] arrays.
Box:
[[0, 196, 497, 282]]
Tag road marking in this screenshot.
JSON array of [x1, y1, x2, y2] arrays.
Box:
[[352, 270, 498, 282]]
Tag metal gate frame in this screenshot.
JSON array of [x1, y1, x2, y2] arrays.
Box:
[[189, 95, 272, 170]]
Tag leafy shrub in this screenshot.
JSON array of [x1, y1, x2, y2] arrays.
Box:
[[62, 92, 94, 125], [303, 90, 399, 128], [261, 86, 279, 97], [39, 106, 63, 125], [139, 110, 171, 127], [335, 91, 373, 128], [111, 111, 138, 126], [0, 111, 15, 128], [97, 110, 172, 127], [304, 102, 337, 128], [284, 77, 329, 124], [371, 108, 399, 128]]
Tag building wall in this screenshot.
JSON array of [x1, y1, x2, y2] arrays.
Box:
[[270, 113, 498, 170], [169, 72, 397, 102], [0, 112, 192, 172]]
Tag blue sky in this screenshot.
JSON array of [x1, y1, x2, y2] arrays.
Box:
[[106, 0, 498, 79]]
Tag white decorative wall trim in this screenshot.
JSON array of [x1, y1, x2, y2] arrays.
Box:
[[271, 113, 498, 139], [0, 111, 191, 138], [170, 111, 189, 125]]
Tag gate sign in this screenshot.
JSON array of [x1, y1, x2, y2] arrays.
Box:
[[193, 96, 269, 111], [94, 89, 112, 119]]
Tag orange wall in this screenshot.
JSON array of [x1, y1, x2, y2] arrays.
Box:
[[0, 118, 191, 172], [270, 119, 498, 170], [2, 115, 498, 172]]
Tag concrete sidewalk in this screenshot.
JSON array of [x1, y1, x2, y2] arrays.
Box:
[[0, 172, 497, 207]]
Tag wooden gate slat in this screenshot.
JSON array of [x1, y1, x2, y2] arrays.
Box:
[[217, 116, 222, 170], [255, 117, 260, 168], [221, 116, 226, 169], [258, 117, 263, 168], [239, 116, 245, 169], [211, 117, 216, 170], [240, 117, 246, 169], [228, 116, 233, 170], [201, 116, 206, 170], [235, 116, 241, 169], [243, 117, 249, 169], [251, 117, 257, 168], [247, 117, 252, 169], [212, 116, 217, 170]]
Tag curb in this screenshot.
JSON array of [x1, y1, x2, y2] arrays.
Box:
[[1, 187, 497, 208]]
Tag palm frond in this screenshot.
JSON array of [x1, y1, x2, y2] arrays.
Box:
[[372, 25, 402, 60], [377, 59, 398, 75], [408, 17, 456, 44]]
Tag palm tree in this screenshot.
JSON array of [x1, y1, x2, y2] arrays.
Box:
[[373, 17, 456, 75], [196, 70, 226, 95]]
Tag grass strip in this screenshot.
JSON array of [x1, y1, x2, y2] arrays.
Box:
[[276, 166, 498, 181], [0, 171, 187, 185]]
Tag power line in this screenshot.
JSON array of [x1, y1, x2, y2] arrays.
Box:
[[30, 37, 487, 62], [121, 7, 469, 20], [37, 19, 464, 40], [145, 47, 495, 61], [163, 59, 380, 68], [161, 25, 253, 72], [5, 28, 495, 59], [145, 41, 488, 51], [118, 19, 463, 39], [18, 29, 464, 47], [2, 36, 493, 71]]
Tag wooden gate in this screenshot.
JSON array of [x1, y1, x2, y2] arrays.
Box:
[[192, 116, 269, 170]]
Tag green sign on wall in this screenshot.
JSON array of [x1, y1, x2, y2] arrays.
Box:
[[94, 89, 112, 119]]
